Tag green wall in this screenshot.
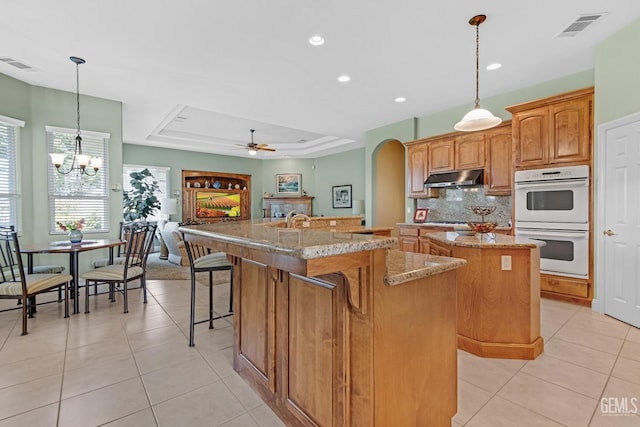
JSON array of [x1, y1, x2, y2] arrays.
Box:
[[595, 16, 640, 125]]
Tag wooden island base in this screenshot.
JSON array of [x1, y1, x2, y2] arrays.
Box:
[[181, 222, 466, 427], [428, 232, 545, 360]]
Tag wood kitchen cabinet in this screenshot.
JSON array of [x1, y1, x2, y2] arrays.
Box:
[[407, 142, 429, 197], [455, 133, 485, 170], [484, 123, 513, 195], [427, 134, 484, 173], [427, 138, 455, 173], [508, 87, 593, 169], [398, 226, 420, 252]]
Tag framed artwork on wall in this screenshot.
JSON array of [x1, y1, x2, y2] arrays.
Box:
[[332, 184, 352, 208], [413, 208, 429, 223], [275, 173, 302, 196]]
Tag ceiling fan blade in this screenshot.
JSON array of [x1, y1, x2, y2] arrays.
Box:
[[258, 147, 276, 152], [255, 144, 270, 148]]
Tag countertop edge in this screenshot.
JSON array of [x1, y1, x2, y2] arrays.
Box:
[[179, 225, 397, 259], [426, 231, 544, 248], [384, 250, 467, 286]]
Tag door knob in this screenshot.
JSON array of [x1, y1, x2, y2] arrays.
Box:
[[603, 229, 616, 236]]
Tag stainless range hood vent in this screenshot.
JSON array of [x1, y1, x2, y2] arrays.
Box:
[[424, 169, 484, 188]]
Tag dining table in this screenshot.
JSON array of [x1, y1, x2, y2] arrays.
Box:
[[20, 239, 124, 314]]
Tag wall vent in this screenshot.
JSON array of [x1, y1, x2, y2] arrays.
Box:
[[0, 56, 36, 71], [555, 13, 607, 38]]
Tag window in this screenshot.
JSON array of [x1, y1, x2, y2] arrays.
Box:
[[47, 126, 110, 234], [123, 164, 170, 223], [0, 115, 24, 228]]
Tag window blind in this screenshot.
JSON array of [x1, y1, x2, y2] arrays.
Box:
[[47, 128, 109, 233], [123, 164, 170, 223], [0, 117, 22, 228]]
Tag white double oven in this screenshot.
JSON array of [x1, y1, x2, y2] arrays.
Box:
[[514, 165, 590, 279]]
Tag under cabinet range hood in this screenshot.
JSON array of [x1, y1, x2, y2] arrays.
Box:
[[424, 169, 484, 188]]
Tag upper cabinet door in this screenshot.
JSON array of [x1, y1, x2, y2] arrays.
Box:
[[549, 96, 592, 164], [408, 143, 429, 197], [513, 106, 549, 167], [428, 139, 455, 173], [454, 133, 485, 170], [484, 125, 512, 195]]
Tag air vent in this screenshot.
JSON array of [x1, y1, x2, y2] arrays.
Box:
[[0, 57, 36, 70], [555, 13, 607, 38]]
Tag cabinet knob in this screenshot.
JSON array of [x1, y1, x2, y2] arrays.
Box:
[[603, 229, 616, 236]]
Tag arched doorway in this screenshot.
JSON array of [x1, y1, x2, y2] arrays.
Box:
[[373, 140, 405, 233]]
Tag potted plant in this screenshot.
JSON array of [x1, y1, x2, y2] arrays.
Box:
[[123, 168, 161, 222]]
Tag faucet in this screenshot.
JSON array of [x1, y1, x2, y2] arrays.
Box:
[[289, 213, 311, 228], [285, 210, 298, 228]]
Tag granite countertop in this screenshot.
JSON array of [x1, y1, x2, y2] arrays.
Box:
[[179, 220, 397, 259], [384, 250, 467, 286], [397, 222, 512, 231], [426, 231, 545, 248]]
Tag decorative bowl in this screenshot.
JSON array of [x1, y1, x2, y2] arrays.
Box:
[[470, 206, 496, 216], [468, 222, 497, 233]]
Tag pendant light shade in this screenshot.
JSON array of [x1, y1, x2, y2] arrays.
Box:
[[454, 15, 502, 132]]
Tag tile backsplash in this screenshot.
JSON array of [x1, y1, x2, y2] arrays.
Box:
[[416, 187, 511, 226]]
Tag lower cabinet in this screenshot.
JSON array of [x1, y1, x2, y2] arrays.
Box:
[[540, 274, 590, 300], [232, 250, 458, 426]]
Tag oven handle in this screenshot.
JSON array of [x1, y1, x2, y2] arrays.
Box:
[[516, 229, 589, 239], [514, 180, 588, 189]]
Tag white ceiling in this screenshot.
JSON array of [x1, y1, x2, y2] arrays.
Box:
[[2, 1, 640, 158]]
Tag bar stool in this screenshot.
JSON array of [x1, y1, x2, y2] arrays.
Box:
[[182, 234, 233, 347]]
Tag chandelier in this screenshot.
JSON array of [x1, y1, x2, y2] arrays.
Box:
[[49, 56, 102, 175], [454, 15, 502, 132]]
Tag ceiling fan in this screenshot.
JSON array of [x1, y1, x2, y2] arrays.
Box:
[[236, 129, 276, 155]]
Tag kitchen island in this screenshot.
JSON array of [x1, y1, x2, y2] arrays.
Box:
[[427, 231, 545, 360], [180, 220, 465, 427]]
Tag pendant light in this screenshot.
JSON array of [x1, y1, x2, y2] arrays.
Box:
[[49, 56, 102, 175], [454, 15, 502, 132]]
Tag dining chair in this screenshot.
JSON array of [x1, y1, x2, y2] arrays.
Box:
[[0, 228, 72, 335], [0, 225, 66, 313], [91, 221, 131, 268], [81, 223, 157, 313], [182, 233, 233, 347]]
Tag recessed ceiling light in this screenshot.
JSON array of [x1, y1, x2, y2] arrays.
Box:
[[395, 97, 406, 103], [337, 74, 351, 83], [486, 63, 502, 70], [308, 35, 325, 46]]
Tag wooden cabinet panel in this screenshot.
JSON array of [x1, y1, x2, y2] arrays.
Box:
[[399, 236, 419, 252], [428, 139, 455, 173], [549, 97, 592, 164], [455, 133, 485, 170], [484, 125, 513, 195], [513, 107, 548, 167], [236, 259, 275, 391], [540, 274, 589, 298], [408, 143, 429, 197], [283, 274, 339, 426]]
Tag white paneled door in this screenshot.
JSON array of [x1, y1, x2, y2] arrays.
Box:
[[597, 113, 640, 327]]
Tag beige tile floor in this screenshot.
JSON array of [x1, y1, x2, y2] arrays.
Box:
[[0, 279, 639, 426]]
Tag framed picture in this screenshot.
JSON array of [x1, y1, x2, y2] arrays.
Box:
[[413, 208, 429, 223], [332, 184, 352, 208], [275, 173, 302, 196]]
